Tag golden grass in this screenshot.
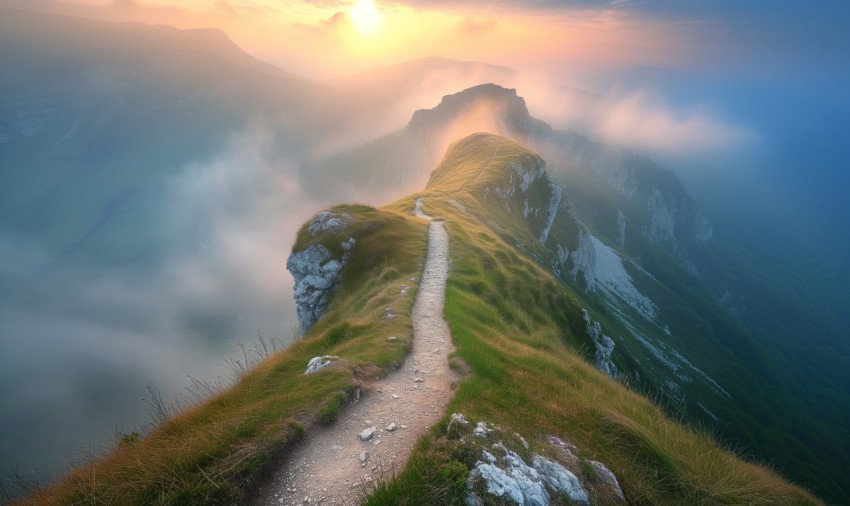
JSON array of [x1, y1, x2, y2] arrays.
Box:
[[21, 205, 428, 505]]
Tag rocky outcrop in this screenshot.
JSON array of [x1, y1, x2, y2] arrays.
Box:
[[582, 310, 617, 378], [287, 211, 356, 333], [565, 228, 656, 321], [538, 180, 562, 244], [407, 84, 550, 138], [449, 414, 625, 506], [303, 355, 339, 375], [308, 211, 352, 235], [467, 445, 555, 506]]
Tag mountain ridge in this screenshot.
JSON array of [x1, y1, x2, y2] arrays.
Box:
[[22, 131, 820, 505], [314, 85, 848, 501]]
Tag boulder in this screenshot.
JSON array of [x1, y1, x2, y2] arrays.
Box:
[[531, 455, 589, 504], [307, 211, 352, 235], [468, 445, 549, 506], [303, 355, 339, 375], [590, 460, 625, 500]]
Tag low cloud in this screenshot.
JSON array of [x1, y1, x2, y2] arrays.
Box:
[[0, 106, 422, 483], [514, 78, 756, 156], [592, 90, 757, 154], [0, 120, 335, 481]]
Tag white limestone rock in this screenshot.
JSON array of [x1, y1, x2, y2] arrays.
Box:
[[303, 355, 339, 375], [359, 427, 376, 441], [582, 310, 618, 378], [458, 418, 628, 505], [474, 421, 493, 438], [568, 228, 656, 321], [546, 436, 580, 468], [531, 455, 589, 504], [516, 434, 529, 449], [617, 211, 626, 247], [449, 413, 470, 427], [590, 460, 625, 500], [645, 189, 676, 243], [539, 179, 562, 244], [468, 448, 549, 506]]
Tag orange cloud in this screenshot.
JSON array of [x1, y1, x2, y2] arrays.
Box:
[[454, 17, 497, 35]]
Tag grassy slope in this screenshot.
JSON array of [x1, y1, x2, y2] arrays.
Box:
[[21, 205, 428, 505], [368, 133, 818, 505], [538, 135, 847, 501], [24, 133, 818, 505]]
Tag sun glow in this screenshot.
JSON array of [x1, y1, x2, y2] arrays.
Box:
[[349, 0, 381, 35]]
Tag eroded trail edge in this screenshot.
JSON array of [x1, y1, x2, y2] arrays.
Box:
[[251, 199, 456, 505]]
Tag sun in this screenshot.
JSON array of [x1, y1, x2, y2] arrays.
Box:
[[349, 0, 381, 35]]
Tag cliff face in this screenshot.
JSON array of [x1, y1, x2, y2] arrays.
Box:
[[422, 133, 749, 427]]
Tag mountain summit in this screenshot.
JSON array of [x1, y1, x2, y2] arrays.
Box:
[[407, 83, 548, 137]]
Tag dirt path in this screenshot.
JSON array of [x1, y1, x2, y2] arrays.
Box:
[[249, 198, 456, 505]]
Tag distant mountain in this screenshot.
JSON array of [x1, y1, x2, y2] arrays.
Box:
[[0, 10, 603, 261], [0, 9, 335, 489], [0, 7, 329, 262]]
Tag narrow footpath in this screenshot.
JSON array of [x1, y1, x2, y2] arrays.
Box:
[[250, 198, 457, 505]]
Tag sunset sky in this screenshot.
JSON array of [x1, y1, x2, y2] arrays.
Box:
[[3, 0, 846, 80]]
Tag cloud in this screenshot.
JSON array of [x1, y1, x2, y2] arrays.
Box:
[[0, 119, 334, 482], [0, 101, 424, 482], [591, 90, 757, 154], [454, 17, 497, 35], [505, 73, 755, 156], [321, 11, 351, 30]]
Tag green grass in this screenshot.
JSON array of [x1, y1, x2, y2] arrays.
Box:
[[22, 205, 428, 505]]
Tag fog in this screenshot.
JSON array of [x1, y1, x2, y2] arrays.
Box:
[[0, 106, 406, 484], [0, 121, 321, 481]]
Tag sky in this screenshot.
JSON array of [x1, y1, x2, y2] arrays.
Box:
[[4, 0, 846, 80]]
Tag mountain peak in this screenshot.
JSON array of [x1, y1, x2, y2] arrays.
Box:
[[407, 84, 546, 137]]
